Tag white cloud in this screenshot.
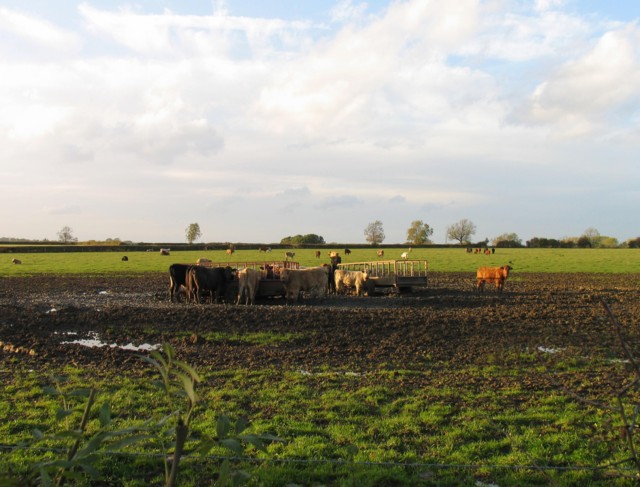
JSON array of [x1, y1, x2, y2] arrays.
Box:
[[518, 24, 640, 135], [0, 2, 638, 243], [0, 7, 80, 55]]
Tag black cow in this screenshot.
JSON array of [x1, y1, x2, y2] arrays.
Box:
[[188, 265, 235, 303], [327, 255, 342, 294], [169, 263, 191, 303]]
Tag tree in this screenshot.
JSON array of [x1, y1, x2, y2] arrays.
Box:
[[492, 232, 522, 248], [580, 227, 601, 248], [406, 220, 434, 245], [185, 223, 202, 244], [364, 220, 385, 245], [446, 219, 476, 245], [627, 237, 640, 249], [280, 234, 325, 245], [57, 226, 77, 244]]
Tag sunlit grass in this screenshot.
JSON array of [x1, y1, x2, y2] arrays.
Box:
[[1, 247, 639, 275], [1, 357, 634, 486]]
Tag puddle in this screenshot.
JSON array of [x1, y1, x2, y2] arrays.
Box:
[[537, 346, 565, 354], [61, 331, 160, 352], [298, 369, 362, 377]]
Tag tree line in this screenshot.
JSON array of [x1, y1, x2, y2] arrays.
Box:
[[28, 223, 639, 249]]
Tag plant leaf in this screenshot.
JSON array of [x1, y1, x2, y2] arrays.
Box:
[[217, 416, 231, 439], [99, 402, 111, 427], [220, 438, 243, 456], [174, 359, 201, 383]]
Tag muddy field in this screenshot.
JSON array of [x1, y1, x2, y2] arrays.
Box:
[[1, 273, 640, 393]]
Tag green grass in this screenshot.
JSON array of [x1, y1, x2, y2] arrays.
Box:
[[2, 361, 636, 486], [1, 247, 640, 275]]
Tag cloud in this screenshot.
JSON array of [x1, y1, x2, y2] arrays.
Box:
[[514, 24, 640, 135], [278, 187, 311, 197], [330, 0, 369, 23], [45, 204, 82, 215], [0, 8, 80, 55], [317, 195, 362, 210], [0, 2, 638, 244]]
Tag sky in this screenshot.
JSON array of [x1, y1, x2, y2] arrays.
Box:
[[1, 0, 639, 245]]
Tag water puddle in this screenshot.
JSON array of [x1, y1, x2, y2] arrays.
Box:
[[537, 346, 565, 354], [298, 369, 362, 377], [59, 331, 160, 352]]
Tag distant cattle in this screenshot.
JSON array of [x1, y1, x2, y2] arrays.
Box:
[[400, 247, 412, 260], [121, 256, 128, 262], [328, 251, 339, 258], [280, 267, 328, 304], [196, 258, 211, 265], [285, 251, 295, 260], [344, 248, 351, 255], [186, 265, 235, 303], [258, 246, 271, 252], [377, 250, 384, 258], [160, 248, 170, 256], [315, 250, 321, 259], [226, 248, 234, 256], [11, 258, 21, 265], [477, 265, 512, 293], [237, 268, 261, 305], [334, 269, 369, 296], [168, 264, 191, 302]]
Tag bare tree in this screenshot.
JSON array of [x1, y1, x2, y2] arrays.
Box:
[[579, 227, 601, 248], [364, 220, 385, 245], [185, 223, 202, 244], [57, 226, 77, 244], [446, 219, 476, 245]]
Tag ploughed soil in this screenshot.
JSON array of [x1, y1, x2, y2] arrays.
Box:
[[1, 273, 640, 396]]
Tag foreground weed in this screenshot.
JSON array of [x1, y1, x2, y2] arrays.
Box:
[[140, 343, 282, 487], [18, 376, 147, 486]]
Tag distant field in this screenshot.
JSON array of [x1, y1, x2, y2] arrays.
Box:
[[1, 248, 639, 275]]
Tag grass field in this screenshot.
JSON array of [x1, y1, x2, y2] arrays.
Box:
[[1, 250, 640, 485], [1, 247, 640, 275]]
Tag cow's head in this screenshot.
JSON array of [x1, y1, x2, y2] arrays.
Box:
[[280, 268, 290, 281], [224, 266, 236, 282]]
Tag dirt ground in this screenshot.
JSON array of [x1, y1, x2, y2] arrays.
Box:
[[1, 273, 640, 395]]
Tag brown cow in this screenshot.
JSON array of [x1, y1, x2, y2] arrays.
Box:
[[285, 251, 295, 260], [376, 250, 384, 258], [334, 269, 369, 296], [196, 258, 211, 265], [237, 268, 261, 305], [121, 256, 128, 262], [11, 258, 22, 265], [344, 248, 351, 255], [226, 248, 234, 256], [258, 246, 271, 252], [477, 265, 512, 292], [159, 248, 170, 256], [315, 250, 321, 259], [280, 266, 328, 304], [328, 251, 339, 258]]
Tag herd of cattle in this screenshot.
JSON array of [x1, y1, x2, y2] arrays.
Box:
[[167, 259, 512, 305], [168, 260, 372, 305]]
